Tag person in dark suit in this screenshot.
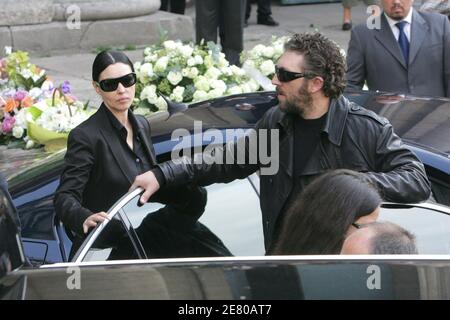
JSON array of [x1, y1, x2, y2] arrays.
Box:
[[195, 0, 245, 66], [160, 0, 186, 14], [346, 0, 450, 97], [54, 51, 203, 256]]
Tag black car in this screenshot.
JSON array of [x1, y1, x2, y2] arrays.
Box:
[[1, 90, 450, 299]]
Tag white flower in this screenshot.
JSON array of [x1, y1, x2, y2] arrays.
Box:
[[14, 108, 29, 129], [253, 44, 266, 56], [230, 65, 245, 77], [194, 55, 203, 65], [140, 85, 158, 103], [218, 57, 229, 68], [240, 83, 251, 93], [170, 86, 185, 102], [179, 45, 194, 58], [41, 80, 54, 92], [167, 71, 183, 86], [208, 88, 224, 99], [4, 46, 12, 55], [20, 69, 33, 79], [163, 40, 177, 51], [154, 57, 169, 73], [155, 96, 168, 111], [193, 90, 208, 102], [12, 126, 24, 139], [194, 76, 210, 92], [182, 67, 198, 79], [227, 86, 243, 95], [262, 46, 275, 58], [137, 63, 154, 82], [205, 67, 221, 80], [28, 87, 43, 99], [248, 79, 260, 92], [25, 139, 35, 149], [203, 56, 214, 68], [274, 42, 284, 57], [144, 53, 158, 63], [260, 60, 275, 76], [210, 79, 227, 92], [144, 47, 153, 56], [187, 57, 196, 67]]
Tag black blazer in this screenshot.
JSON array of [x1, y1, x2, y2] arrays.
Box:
[[54, 104, 158, 237]]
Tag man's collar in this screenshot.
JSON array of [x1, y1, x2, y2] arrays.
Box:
[[384, 7, 413, 28]]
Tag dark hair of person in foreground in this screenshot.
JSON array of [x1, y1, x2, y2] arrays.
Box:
[[269, 169, 382, 255]]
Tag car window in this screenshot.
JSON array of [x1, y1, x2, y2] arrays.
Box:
[[81, 213, 139, 262], [120, 174, 264, 258], [380, 204, 450, 254]]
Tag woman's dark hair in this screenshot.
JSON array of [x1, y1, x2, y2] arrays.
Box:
[[270, 169, 382, 255], [92, 50, 134, 82]]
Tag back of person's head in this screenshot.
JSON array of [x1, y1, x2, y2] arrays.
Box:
[[270, 169, 382, 255], [349, 221, 417, 254], [284, 32, 346, 99], [92, 50, 134, 82]]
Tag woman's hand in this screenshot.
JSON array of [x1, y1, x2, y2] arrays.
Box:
[[130, 170, 160, 205], [83, 212, 109, 234]]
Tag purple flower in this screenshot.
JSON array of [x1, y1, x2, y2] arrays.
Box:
[[61, 81, 71, 94], [2, 115, 16, 133], [14, 90, 27, 102]]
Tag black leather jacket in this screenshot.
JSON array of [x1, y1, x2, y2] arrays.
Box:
[[157, 95, 431, 249]]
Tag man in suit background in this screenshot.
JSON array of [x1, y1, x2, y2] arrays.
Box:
[[346, 0, 450, 97]]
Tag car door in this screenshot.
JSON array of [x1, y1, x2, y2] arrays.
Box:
[[73, 173, 264, 263]]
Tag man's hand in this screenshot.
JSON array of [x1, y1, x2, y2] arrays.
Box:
[[130, 170, 160, 204], [82, 212, 109, 234]]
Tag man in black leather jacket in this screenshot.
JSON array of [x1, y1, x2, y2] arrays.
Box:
[[131, 33, 431, 250]]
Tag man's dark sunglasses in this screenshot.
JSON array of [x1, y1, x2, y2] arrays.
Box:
[[275, 66, 311, 82], [97, 73, 137, 92]]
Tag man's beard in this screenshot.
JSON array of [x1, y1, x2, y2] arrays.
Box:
[[282, 82, 313, 117]]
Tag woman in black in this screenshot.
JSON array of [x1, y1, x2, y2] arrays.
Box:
[[55, 51, 230, 259]]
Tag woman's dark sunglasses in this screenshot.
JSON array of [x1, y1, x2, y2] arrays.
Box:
[[275, 65, 310, 83], [97, 73, 137, 92]]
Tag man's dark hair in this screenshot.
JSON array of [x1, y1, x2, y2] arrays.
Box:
[[269, 169, 382, 255], [284, 32, 346, 99], [370, 222, 418, 254]]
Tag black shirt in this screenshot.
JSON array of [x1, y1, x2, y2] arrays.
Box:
[[104, 107, 153, 178], [293, 113, 327, 177]]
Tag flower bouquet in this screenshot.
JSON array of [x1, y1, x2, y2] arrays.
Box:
[[133, 40, 260, 115], [240, 36, 290, 90], [26, 85, 92, 152], [1, 48, 91, 150]]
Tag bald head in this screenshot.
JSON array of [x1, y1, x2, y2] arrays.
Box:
[[341, 222, 418, 255]]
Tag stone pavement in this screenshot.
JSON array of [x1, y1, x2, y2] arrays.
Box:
[[28, 2, 372, 107]]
